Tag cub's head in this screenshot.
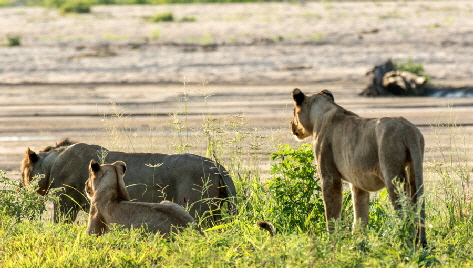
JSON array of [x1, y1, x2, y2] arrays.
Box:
[[291, 88, 334, 140], [86, 160, 129, 201]]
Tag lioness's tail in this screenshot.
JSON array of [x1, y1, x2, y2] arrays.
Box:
[[405, 126, 427, 247], [257, 221, 275, 237]]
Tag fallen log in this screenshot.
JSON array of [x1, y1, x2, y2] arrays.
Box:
[[360, 59, 427, 96]]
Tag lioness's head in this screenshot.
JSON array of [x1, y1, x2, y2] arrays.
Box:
[[291, 88, 334, 140], [86, 160, 130, 201]]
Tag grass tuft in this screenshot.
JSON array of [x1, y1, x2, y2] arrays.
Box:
[[6, 35, 21, 47], [59, 0, 92, 14], [393, 58, 431, 83], [148, 12, 174, 23]]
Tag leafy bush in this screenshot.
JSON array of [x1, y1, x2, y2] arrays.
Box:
[[265, 143, 395, 234], [6, 35, 21, 47], [0, 0, 14, 7], [42, 0, 65, 7], [59, 0, 92, 14], [393, 58, 431, 83], [266, 143, 325, 233], [95, 0, 117, 4], [180, 16, 196, 22], [148, 12, 174, 23], [0, 171, 58, 222], [367, 188, 390, 230]]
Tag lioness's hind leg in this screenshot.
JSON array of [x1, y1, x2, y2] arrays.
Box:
[[381, 169, 406, 211], [351, 184, 369, 228], [379, 149, 408, 211], [322, 177, 343, 230]]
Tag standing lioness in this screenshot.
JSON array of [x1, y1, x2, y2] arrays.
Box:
[[291, 88, 426, 247]]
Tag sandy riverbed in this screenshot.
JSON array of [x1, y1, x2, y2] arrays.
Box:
[[1, 1, 473, 182]]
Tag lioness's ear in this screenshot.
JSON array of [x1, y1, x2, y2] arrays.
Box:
[[113, 161, 130, 201], [320, 89, 334, 102], [292, 88, 305, 106], [113, 161, 126, 175], [89, 160, 101, 173], [26, 148, 39, 163]]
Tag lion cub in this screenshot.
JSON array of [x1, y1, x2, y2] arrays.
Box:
[[85, 160, 195, 236]]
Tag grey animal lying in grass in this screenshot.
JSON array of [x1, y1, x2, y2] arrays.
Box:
[[85, 160, 195, 236], [21, 139, 237, 223]]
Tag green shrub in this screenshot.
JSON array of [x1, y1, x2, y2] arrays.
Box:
[[368, 188, 390, 231], [266, 143, 325, 233], [6, 35, 21, 47], [150, 28, 161, 40], [0, 0, 14, 6], [124, 0, 149, 4], [393, 58, 431, 83], [148, 12, 174, 23], [180, 16, 196, 22], [265, 143, 398, 234], [95, 0, 118, 4], [43, 0, 65, 7], [59, 0, 92, 14], [0, 171, 58, 222]]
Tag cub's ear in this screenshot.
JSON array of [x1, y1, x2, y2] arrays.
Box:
[[113, 161, 127, 176], [292, 88, 305, 106], [89, 160, 101, 173], [113, 161, 130, 201], [320, 89, 334, 102], [26, 148, 39, 163]]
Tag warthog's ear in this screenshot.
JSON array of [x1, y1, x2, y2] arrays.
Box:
[[320, 89, 334, 102], [113, 161, 130, 201], [89, 160, 101, 173], [292, 88, 305, 106], [26, 148, 39, 163]]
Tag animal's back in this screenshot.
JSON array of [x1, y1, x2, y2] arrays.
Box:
[[47, 143, 235, 221], [330, 116, 422, 192], [111, 200, 195, 234], [49, 143, 106, 196], [105, 152, 223, 203]]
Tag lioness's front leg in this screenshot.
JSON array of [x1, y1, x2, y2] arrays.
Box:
[[350, 184, 369, 228], [322, 176, 343, 231], [85, 205, 107, 235]]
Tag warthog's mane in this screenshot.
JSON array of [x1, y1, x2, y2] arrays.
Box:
[[39, 138, 77, 153]]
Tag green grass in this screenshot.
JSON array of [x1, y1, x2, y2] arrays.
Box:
[[2, 85, 473, 267], [393, 58, 431, 84], [149, 27, 162, 40], [3, 0, 276, 7], [148, 12, 174, 23], [6, 35, 21, 47], [0, 0, 445, 7], [59, 0, 92, 14]]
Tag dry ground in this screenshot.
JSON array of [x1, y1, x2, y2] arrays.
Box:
[[1, 1, 473, 184]]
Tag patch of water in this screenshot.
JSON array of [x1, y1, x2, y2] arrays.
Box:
[[0, 136, 59, 142], [431, 91, 473, 98]]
